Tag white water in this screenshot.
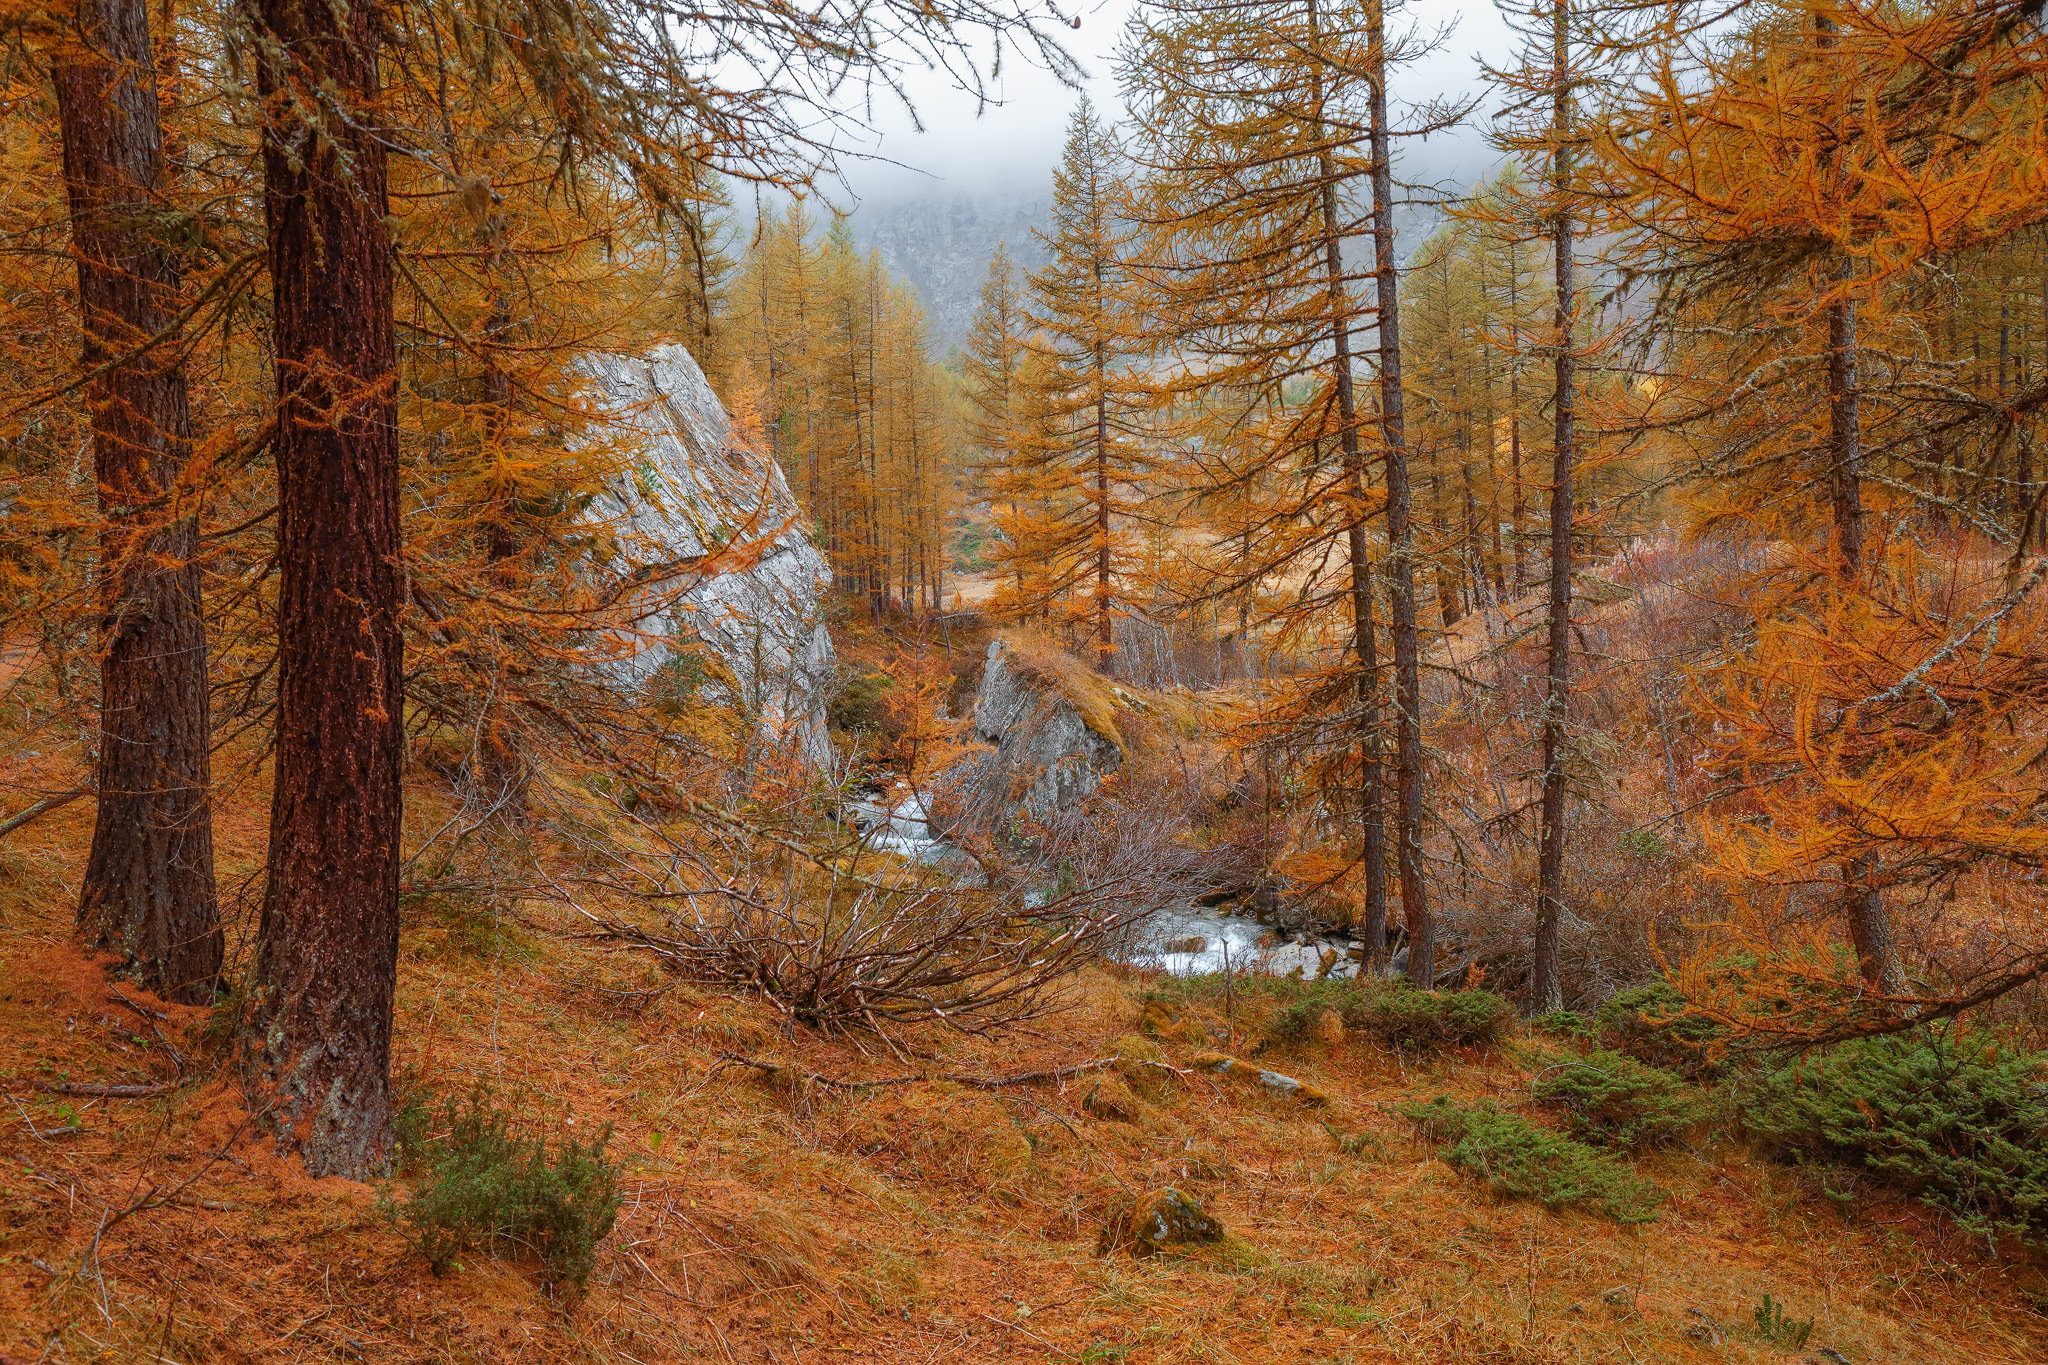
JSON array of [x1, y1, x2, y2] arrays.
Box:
[[852, 786, 951, 862], [851, 785, 1369, 977], [1127, 902, 1367, 979]]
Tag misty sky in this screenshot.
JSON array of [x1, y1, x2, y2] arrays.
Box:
[[833, 0, 1526, 205]]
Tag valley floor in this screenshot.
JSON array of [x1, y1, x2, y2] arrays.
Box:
[[2, 794, 2044, 1364]]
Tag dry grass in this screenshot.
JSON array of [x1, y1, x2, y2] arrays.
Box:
[[4, 769, 2047, 1364]]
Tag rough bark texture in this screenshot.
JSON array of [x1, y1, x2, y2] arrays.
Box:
[[1367, 0, 1433, 986], [53, 0, 221, 1004], [1532, 0, 1574, 1017], [241, 0, 402, 1177]]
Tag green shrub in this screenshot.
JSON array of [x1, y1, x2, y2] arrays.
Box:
[[386, 1085, 623, 1289], [1740, 1030, 2048, 1248], [1397, 1096, 1664, 1223], [1750, 1292, 1814, 1348], [828, 665, 896, 733], [1528, 1009, 1595, 1040], [1272, 982, 1512, 1053], [1528, 1049, 1703, 1150], [1596, 978, 1726, 1077]]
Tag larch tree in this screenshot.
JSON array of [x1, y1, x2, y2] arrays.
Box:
[[1018, 97, 1156, 669], [46, 0, 220, 1001], [965, 244, 1033, 604], [238, 0, 1075, 1175], [242, 0, 407, 1174], [1485, 0, 1594, 1012], [1119, 0, 1399, 954], [1598, 0, 2048, 997], [1366, 0, 1439, 984]]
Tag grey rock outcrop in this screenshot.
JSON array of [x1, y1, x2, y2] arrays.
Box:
[[945, 639, 1120, 830], [582, 345, 834, 767]]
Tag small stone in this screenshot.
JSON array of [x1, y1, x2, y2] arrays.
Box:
[[1192, 1052, 1328, 1105]]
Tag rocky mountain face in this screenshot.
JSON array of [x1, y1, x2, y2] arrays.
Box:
[[583, 345, 836, 767], [847, 185, 1054, 346]]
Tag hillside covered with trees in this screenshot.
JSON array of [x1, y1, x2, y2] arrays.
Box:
[[6, 0, 2048, 1361]]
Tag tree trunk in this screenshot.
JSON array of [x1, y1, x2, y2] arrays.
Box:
[[1532, 0, 1574, 1017], [53, 0, 221, 1004], [1307, 8, 1390, 961], [1367, 0, 1432, 986], [1817, 8, 1890, 990], [242, 0, 402, 1177]]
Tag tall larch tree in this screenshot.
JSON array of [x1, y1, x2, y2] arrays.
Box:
[[242, 0, 405, 1174], [1020, 97, 1155, 669], [236, 0, 1076, 1174], [965, 244, 1033, 604], [1366, 0, 1436, 984], [1486, 0, 1592, 1012], [1119, 0, 1395, 954], [48, 0, 221, 1001]]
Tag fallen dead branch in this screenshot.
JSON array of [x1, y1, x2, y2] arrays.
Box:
[[716, 1051, 1134, 1094], [34, 1081, 176, 1098]]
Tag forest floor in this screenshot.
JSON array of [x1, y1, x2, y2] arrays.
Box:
[[3, 779, 2047, 1365]]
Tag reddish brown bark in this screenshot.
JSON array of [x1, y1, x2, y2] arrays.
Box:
[[241, 0, 402, 1176], [52, 0, 221, 1004]]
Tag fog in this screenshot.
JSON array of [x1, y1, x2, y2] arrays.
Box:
[[828, 0, 1527, 207]]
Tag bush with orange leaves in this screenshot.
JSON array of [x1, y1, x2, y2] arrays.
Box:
[[1686, 537, 2048, 1048]]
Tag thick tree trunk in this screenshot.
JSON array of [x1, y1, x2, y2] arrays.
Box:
[[53, 0, 221, 1004], [1532, 0, 1575, 1016], [1367, 0, 1433, 986], [242, 0, 402, 1177]]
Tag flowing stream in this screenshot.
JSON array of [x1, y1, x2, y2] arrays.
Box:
[[851, 786, 1370, 979]]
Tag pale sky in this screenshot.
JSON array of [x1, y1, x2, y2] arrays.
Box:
[[832, 0, 1525, 205]]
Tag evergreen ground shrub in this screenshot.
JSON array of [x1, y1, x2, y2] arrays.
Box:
[[386, 1085, 623, 1289], [1270, 981, 1513, 1053], [1529, 1048, 1703, 1150], [1596, 978, 1727, 1077], [1397, 1095, 1664, 1223], [1741, 1029, 2048, 1248]]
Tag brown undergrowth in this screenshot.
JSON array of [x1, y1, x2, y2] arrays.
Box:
[[4, 786, 2048, 1363]]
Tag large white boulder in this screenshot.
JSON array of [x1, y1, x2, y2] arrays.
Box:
[[581, 345, 834, 767]]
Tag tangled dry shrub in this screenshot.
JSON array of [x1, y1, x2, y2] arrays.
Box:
[[556, 770, 1206, 1033]]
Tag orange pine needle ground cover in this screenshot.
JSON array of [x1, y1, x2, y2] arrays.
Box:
[[3, 778, 2046, 1364]]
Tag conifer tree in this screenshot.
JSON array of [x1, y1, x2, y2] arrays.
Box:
[[1121, 0, 1459, 958], [1367, 0, 1436, 983], [1486, 0, 1593, 1012], [965, 245, 1032, 602], [1017, 98, 1155, 668]]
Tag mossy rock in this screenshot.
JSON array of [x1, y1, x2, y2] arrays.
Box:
[[1082, 1074, 1147, 1124], [1192, 1052, 1329, 1106], [1098, 1187, 1224, 1258], [1114, 1035, 1173, 1099]]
